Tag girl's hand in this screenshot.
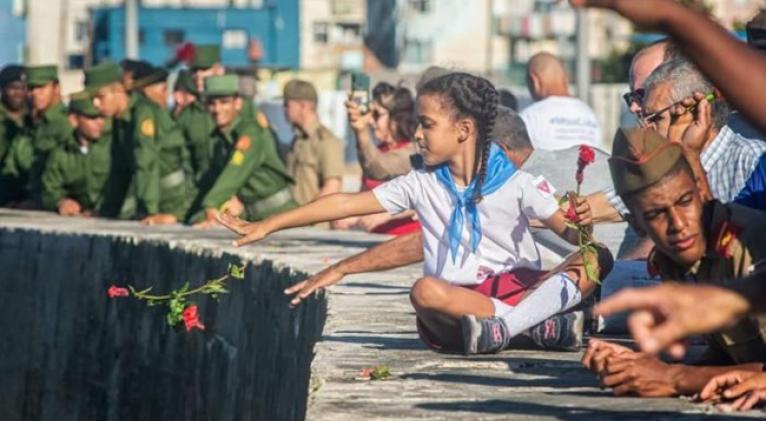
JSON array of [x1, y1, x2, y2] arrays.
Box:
[[284, 265, 345, 307], [345, 97, 372, 133], [215, 211, 271, 247], [569, 193, 593, 230]]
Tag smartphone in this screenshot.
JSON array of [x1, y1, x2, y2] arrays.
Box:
[[350, 72, 370, 114]]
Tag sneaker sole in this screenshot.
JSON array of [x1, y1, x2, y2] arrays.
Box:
[[460, 315, 481, 355]]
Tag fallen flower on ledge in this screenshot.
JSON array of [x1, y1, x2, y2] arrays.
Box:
[[355, 365, 391, 381], [107, 263, 246, 331]]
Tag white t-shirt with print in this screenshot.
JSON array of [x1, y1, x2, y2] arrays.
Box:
[[372, 168, 560, 285], [520, 96, 602, 151]]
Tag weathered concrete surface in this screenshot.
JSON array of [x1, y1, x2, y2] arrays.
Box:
[[1, 210, 764, 420]]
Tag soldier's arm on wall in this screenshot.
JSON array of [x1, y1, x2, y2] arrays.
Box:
[[133, 109, 162, 215], [40, 151, 68, 211], [201, 130, 266, 210]]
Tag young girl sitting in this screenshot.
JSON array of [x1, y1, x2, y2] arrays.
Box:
[[216, 73, 612, 354]]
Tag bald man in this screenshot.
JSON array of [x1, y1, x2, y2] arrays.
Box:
[[520, 52, 602, 151], [624, 40, 668, 116]]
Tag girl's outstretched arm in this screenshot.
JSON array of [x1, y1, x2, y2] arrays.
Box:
[[217, 191, 386, 247]]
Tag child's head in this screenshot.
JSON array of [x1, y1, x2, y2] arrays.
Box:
[[416, 72, 498, 202]]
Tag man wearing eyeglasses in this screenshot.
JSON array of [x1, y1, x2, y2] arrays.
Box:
[[622, 40, 670, 119], [641, 58, 766, 210]]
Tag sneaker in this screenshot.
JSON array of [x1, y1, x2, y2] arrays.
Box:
[[528, 311, 584, 352], [460, 315, 511, 355]]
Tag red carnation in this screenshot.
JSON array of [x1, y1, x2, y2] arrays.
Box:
[[108, 285, 129, 298], [565, 206, 577, 223], [182, 305, 205, 332], [578, 145, 596, 168]]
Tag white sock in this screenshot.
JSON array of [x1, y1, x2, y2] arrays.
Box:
[[496, 272, 582, 338]]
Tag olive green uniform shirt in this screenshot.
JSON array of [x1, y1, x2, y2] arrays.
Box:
[[285, 121, 344, 205], [2, 102, 70, 202], [650, 200, 766, 364], [40, 130, 116, 213], [177, 100, 216, 184], [0, 103, 27, 203], [193, 116, 295, 221], [130, 94, 197, 220]]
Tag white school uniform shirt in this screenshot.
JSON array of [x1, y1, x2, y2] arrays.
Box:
[[520, 96, 602, 151], [373, 167, 560, 285]]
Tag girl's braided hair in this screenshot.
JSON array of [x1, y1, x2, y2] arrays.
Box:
[[419, 72, 498, 204]]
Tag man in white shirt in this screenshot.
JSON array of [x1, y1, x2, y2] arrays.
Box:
[[520, 52, 602, 151]]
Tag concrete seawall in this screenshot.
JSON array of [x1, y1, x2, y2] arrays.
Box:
[[1, 210, 759, 420]]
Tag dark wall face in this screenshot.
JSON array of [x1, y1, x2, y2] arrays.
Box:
[[0, 230, 327, 421]]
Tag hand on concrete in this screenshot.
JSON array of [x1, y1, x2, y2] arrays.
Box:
[[284, 265, 345, 308], [141, 213, 178, 226], [193, 208, 220, 230], [58, 198, 82, 216], [700, 370, 766, 411], [595, 283, 749, 358], [215, 211, 269, 247], [220, 196, 245, 218], [581, 338, 636, 374], [600, 354, 681, 397]]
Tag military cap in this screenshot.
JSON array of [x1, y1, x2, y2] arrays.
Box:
[[192, 45, 221, 70], [68, 91, 101, 118], [26, 65, 58, 87], [174, 69, 196, 94], [608, 128, 685, 196], [84, 63, 123, 91], [0, 65, 26, 88], [120, 58, 145, 74], [283, 80, 318, 103], [203, 75, 239, 97], [131, 62, 168, 88]]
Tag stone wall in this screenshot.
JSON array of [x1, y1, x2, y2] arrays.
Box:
[[0, 212, 327, 421]]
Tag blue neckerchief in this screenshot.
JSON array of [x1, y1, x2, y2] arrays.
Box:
[[435, 143, 516, 263]]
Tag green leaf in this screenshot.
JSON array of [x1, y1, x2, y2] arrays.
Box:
[[228, 263, 246, 280], [371, 365, 391, 380], [584, 261, 601, 285]]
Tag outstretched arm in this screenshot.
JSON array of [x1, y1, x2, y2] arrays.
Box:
[[285, 230, 425, 307], [217, 191, 386, 246], [571, 0, 766, 133]]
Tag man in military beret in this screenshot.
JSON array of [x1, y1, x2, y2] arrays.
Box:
[[86, 62, 140, 217], [581, 128, 766, 398], [172, 69, 196, 119], [40, 91, 117, 216], [120, 58, 146, 90], [177, 44, 222, 183], [190, 74, 295, 228], [283, 79, 344, 213], [127, 63, 197, 225], [0, 65, 28, 204], [2, 64, 69, 205]]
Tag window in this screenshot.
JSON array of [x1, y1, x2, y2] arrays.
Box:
[[403, 39, 433, 64], [75, 21, 89, 42], [408, 0, 430, 13], [163, 29, 184, 46], [223, 29, 248, 49], [313, 22, 329, 44]]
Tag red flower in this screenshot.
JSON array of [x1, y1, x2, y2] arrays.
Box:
[[578, 145, 596, 167], [182, 305, 205, 332], [565, 206, 577, 223], [108, 285, 129, 298]]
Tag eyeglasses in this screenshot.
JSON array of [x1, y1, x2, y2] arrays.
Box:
[[622, 88, 645, 108], [637, 92, 716, 128]]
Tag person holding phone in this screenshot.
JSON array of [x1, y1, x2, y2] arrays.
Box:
[[337, 81, 421, 235]]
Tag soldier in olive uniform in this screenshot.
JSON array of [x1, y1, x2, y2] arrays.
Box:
[[3, 65, 70, 205], [283, 80, 345, 207], [191, 75, 295, 228], [177, 45, 221, 183], [129, 63, 197, 225], [0, 65, 28, 204], [582, 128, 766, 398], [40, 91, 117, 216], [86, 63, 140, 218], [172, 69, 196, 119]]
